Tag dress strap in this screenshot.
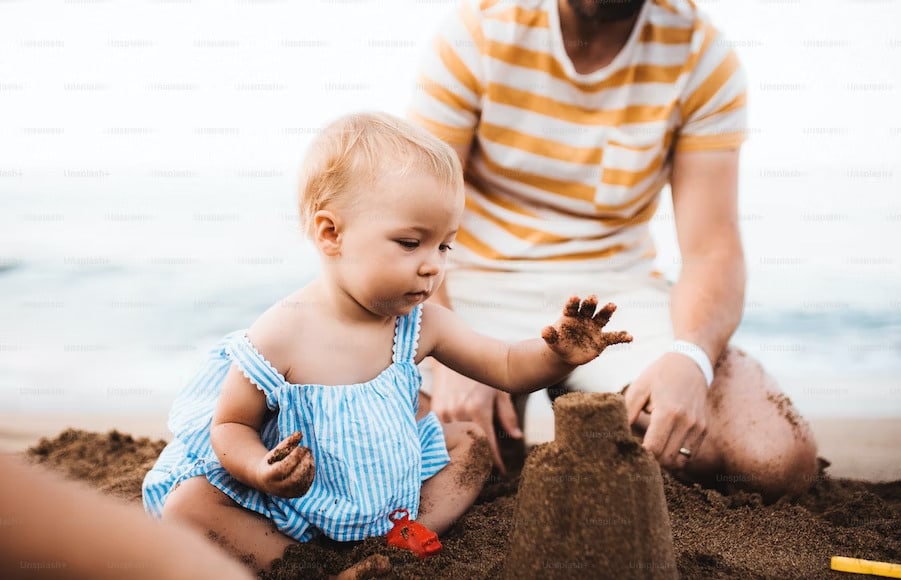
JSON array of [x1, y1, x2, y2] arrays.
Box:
[[391, 304, 423, 364], [224, 332, 288, 400]]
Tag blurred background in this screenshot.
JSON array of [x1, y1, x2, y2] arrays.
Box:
[[1, 0, 899, 421]]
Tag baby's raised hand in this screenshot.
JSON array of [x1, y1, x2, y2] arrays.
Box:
[[256, 431, 315, 498], [541, 295, 633, 366]]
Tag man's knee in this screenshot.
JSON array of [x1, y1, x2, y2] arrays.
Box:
[[724, 430, 819, 501], [764, 432, 819, 498], [706, 347, 821, 499]]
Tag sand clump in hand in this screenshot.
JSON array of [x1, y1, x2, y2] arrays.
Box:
[[23, 428, 901, 579], [505, 392, 676, 579]]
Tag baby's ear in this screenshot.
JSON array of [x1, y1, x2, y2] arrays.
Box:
[[312, 210, 342, 256]]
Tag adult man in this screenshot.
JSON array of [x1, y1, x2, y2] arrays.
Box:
[[409, 0, 818, 498]]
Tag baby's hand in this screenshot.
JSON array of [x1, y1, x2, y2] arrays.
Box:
[[256, 431, 315, 498], [541, 295, 633, 366]]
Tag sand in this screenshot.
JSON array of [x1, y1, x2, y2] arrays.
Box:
[[505, 393, 676, 578], [16, 425, 900, 579]]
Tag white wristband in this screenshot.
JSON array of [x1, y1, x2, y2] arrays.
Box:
[[671, 340, 714, 388]]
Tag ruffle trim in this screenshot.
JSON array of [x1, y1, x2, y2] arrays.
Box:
[[224, 333, 286, 409], [391, 304, 423, 363]]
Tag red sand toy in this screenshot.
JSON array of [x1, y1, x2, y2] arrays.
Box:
[[386, 508, 442, 558]]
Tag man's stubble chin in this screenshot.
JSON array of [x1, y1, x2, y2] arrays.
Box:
[[567, 0, 645, 24]]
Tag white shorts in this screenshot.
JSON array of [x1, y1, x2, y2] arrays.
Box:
[[420, 268, 674, 445]]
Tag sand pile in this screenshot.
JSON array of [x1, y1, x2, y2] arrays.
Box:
[[506, 392, 675, 578], [23, 428, 901, 579]]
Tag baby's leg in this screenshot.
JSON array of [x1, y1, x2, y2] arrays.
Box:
[[417, 421, 491, 534], [162, 476, 295, 573]]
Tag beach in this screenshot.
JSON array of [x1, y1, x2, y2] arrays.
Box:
[[6, 411, 899, 579]]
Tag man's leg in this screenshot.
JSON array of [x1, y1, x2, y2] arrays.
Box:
[[678, 347, 819, 499]]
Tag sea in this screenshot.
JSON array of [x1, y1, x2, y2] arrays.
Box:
[[1, 177, 899, 419]]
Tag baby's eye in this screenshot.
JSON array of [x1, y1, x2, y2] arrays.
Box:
[[396, 240, 419, 249], [439, 244, 453, 252]]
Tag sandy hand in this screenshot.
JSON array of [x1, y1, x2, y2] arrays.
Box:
[[541, 295, 633, 366], [257, 431, 315, 498]]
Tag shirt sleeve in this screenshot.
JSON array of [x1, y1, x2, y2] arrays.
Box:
[[676, 19, 749, 153], [407, 0, 485, 148]]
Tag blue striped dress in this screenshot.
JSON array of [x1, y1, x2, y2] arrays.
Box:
[[142, 304, 451, 542]]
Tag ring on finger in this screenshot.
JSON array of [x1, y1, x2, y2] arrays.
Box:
[[678, 447, 692, 458]]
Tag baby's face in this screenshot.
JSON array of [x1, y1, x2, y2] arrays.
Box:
[[335, 171, 464, 317]]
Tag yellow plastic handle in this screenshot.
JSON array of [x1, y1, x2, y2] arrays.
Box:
[[831, 556, 901, 578]]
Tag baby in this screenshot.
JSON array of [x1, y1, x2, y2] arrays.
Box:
[[142, 112, 632, 571]]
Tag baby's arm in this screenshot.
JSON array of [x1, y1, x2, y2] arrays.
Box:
[[211, 347, 314, 498], [421, 295, 632, 395]]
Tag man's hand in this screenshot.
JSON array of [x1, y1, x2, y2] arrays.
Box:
[[254, 432, 316, 498], [542, 296, 633, 365], [624, 353, 709, 470], [429, 365, 522, 474]]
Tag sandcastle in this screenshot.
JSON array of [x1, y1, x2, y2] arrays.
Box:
[[504, 392, 677, 579]]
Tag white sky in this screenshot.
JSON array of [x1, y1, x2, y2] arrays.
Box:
[[1, 0, 899, 303]]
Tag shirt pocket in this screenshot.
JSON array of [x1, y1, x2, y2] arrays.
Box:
[[596, 124, 670, 210]]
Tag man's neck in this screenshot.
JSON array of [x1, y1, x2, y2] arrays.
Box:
[[557, 0, 642, 74]]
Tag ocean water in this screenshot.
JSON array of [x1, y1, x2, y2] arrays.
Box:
[[1, 183, 899, 418]]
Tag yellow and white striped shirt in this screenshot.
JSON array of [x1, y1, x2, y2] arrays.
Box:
[[409, 0, 747, 273]]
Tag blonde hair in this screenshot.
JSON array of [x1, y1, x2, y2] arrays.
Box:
[[298, 112, 463, 237]]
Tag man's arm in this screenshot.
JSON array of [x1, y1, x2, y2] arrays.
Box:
[[669, 148, 745, 363], [624, 148, 745, 470]]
